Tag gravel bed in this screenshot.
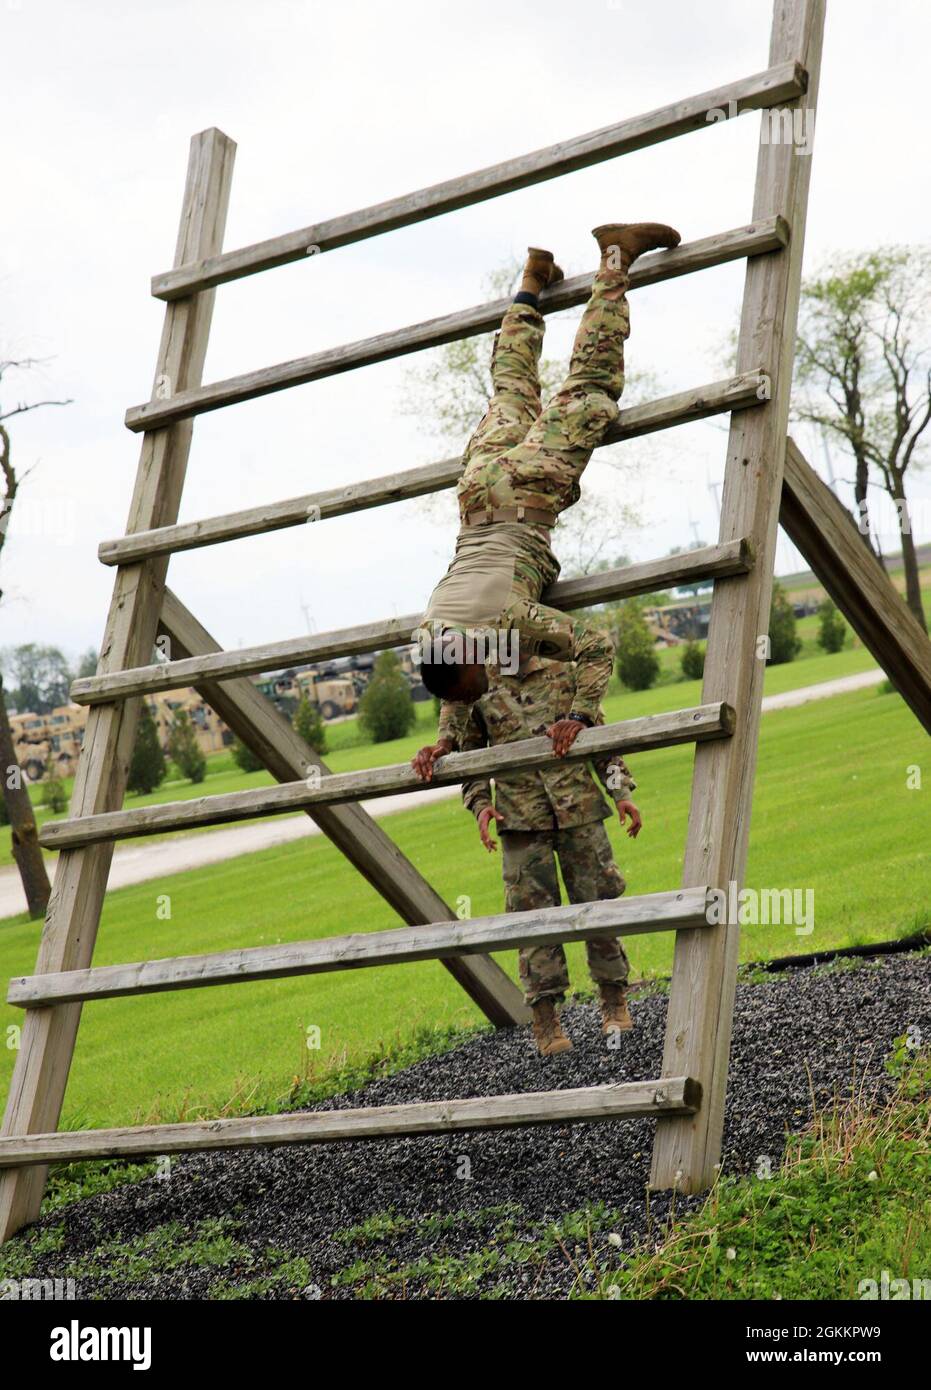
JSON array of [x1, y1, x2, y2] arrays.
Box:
[[9, 952, 930, 1300]]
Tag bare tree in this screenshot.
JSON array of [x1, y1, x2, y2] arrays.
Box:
[[0, 357, 72, 919], [794, 248, 931, 630]]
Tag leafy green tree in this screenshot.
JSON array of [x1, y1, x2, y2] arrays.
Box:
[[231, 737, 264, 773], [127, 702, 166, 795], [816, 598, 847, 653], [795, 247, 931, 630], [3, 643, 71, 713], [293, 693, 327, 754], [768, 582, 802, 665], [358, 651, 416, 743], [680, 640, 706, 680], [76, 647, 99, 679], [614, 602, 660, 691], [41, 756, 68, 815], [167, 709, 206, 784]]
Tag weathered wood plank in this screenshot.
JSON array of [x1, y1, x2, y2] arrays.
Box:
[[158, 592, 527, 1027], [0, 129, 237, 1245], [39, 705, 735, 850], [129, 223, 784, 431], [105, 364, 768, 564], [80, 519, 760, 706], [651, 0, 826, 1194], [151, 62, 803, 301], [0, 1077, 703, 1167], [780, 437, 931, 735], [9, 887, 711, 1006]]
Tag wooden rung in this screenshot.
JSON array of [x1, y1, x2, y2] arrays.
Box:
[[78, 533, 754, 707], [39, 705, 734, 850], [104, 365, 768, 564], [128, 220, 786, 432], [0, 1076, 703, 1167], [8, 886, 711, 1006], [151, 61, 803, 301]]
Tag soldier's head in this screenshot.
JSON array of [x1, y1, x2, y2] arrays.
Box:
[[418, 630, 489, 705]]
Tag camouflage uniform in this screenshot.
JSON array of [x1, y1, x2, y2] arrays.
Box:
[[423, 263, 631, 721], [438, 657, 635, 1006]]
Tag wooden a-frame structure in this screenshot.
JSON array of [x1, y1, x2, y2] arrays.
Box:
[[3, 0, 930, 1241]]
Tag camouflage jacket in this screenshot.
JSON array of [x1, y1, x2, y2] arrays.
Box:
[[436, 656, 637, 832]]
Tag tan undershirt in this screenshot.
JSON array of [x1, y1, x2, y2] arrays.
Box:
[[423, 523, 555, 628]]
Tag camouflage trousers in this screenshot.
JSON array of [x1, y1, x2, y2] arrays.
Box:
[[501, 821, 631, 1006], [456, 265, 631, 523]]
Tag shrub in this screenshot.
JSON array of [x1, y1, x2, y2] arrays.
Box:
[[816, 598, 847, 653], [41, 768, 68, 814], [358, 651, 416, 743], [167, 710, 207, 784], [614, 603, 660, 691], [231, 737, 265, 773], [127, 702, 166, 795], [293, 694, 327, 754], [680, 640, 706, 681], [768, 582, 802, 664]]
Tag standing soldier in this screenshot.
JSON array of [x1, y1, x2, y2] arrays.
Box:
[[412, 657, 642, 1056]]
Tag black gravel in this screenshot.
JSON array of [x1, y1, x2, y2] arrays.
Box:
[[8, 952, 930, 1300]]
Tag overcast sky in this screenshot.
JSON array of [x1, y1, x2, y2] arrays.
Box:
[[3, 0, 929, 665]]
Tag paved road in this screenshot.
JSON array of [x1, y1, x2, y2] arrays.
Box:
[[0, 667, 886, 920]]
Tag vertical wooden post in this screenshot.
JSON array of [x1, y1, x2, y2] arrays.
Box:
[[651, 0, 826, 1192], [0, 129, 236, 1241]]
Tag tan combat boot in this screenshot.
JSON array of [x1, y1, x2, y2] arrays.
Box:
[[599, 983, 633, 1035], [531, 998, 573, 1056], [520, 246, 565, 296], [591, 222, 681, 270]]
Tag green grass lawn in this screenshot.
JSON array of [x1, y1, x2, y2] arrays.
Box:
[[589, 1046, 931, 1300], [1, 681, 927, 1132]]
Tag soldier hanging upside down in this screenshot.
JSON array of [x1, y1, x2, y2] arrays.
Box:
[[412, 655, 642, 1057], [415, 220, 680, 766]]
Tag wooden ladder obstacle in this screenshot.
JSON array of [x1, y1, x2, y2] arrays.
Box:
[[4, 0, 930, 1242]]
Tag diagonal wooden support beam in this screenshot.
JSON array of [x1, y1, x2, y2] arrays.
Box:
[[779, 437, 931, 735], [156, 589, 527, 1028]]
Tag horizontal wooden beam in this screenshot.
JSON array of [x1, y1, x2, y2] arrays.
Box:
[[128, 220, 786, 432], [40, 705, 734, 850], [0, 1076, 702, 1167], [106, 365, 766, 563], [150, 61, 803, 301], [780, 437, 931, 735], [9, 886, 711, 1006], [79, 532, 753, 703]]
